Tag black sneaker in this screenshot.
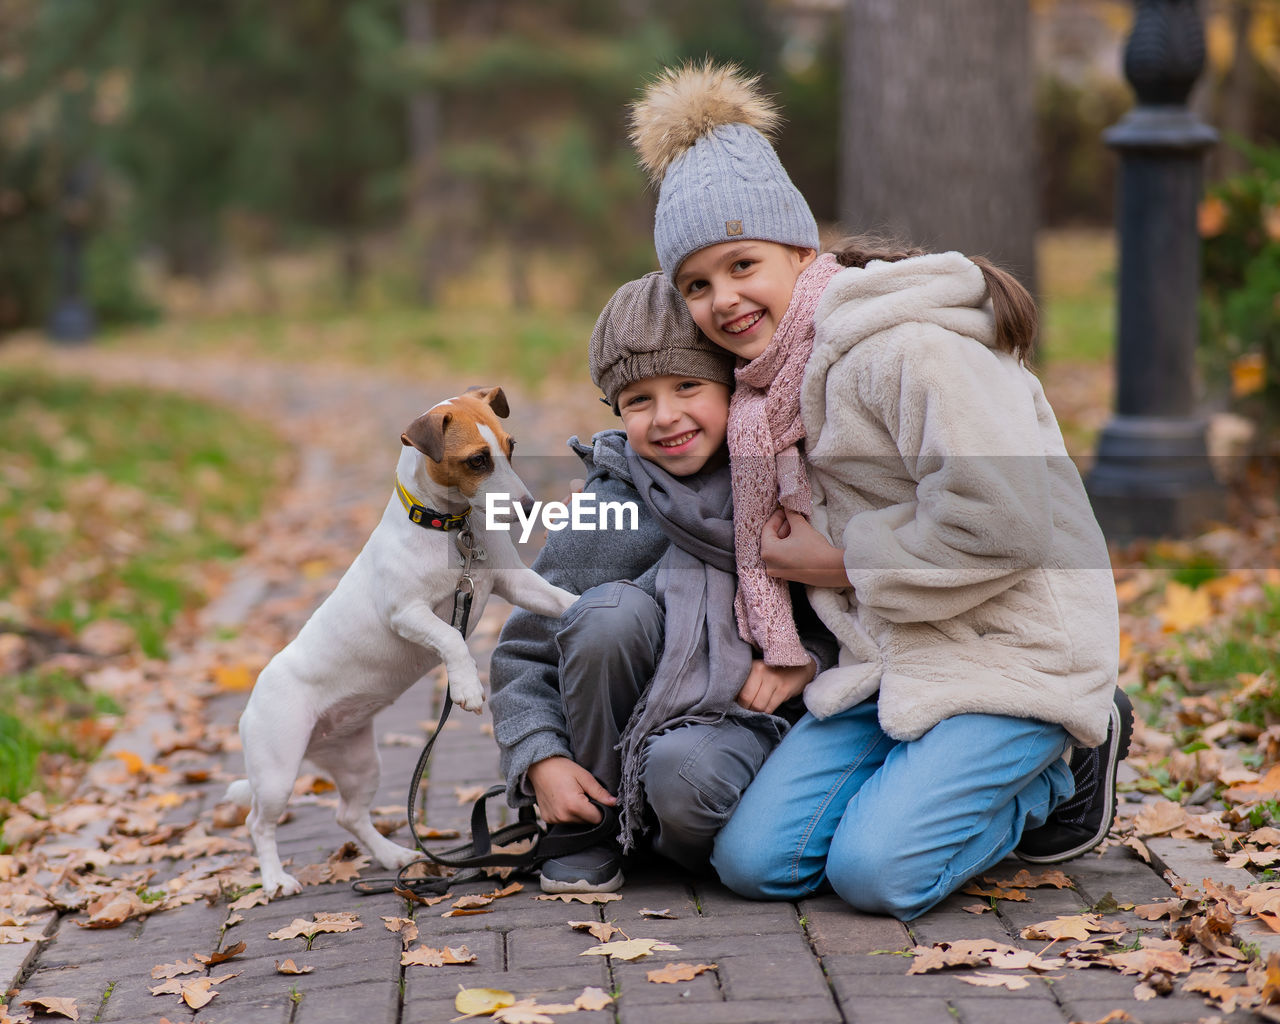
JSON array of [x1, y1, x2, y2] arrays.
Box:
[[538, 839, 624, 894], [1016, 687, 1134, 864]]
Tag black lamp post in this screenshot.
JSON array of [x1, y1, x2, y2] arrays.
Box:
[[1084, 0, 1224, 538], [47, 162, 95, 344]]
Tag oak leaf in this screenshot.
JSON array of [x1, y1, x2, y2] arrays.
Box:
[[959, 882, 1030, 902], [275, 959, 314, 975], [20, 997, 78, 1020], [1156, 580, 1213, 632], [150, 959, 203, 979], [575, 987, 613, 1011], [984, 868, 1073, 890], [194, 939, 246, 965], [535, 892, 622, 904], [580, 938, 680, 961], [1020, 916, 1100, 942], [568, 920, 622, 942], [957, 973, 1030, 990], [647, 962, 716, 983], [401, 944, 474, 966]]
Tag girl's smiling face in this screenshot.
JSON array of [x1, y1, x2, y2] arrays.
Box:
[[617, 375, 730, 478], [675, 241, 816, 361]]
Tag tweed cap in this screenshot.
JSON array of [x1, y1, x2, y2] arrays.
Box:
[[589, 272, 736, 411]]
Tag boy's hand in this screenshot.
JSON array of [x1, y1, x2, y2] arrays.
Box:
[[760, 508, 851, 588], [527, 756, 617, 825], [736, 658, 816, 714]]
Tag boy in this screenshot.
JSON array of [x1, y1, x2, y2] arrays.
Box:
[[488, 272, 836, 893]]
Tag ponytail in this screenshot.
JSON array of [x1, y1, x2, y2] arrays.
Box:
[[828, 234, 1038, 363]]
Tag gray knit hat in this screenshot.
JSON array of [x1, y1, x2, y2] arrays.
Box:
[[630, 62, 819, 282], [589, 272, 736, 412]]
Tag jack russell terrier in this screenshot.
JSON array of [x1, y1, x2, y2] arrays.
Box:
[[227, 386, 576, 897]]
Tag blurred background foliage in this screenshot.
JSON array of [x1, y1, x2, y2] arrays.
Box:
[[0, 0, 1276, 366]]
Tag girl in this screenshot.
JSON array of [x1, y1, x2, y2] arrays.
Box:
[[628, 62, 1125, 920]]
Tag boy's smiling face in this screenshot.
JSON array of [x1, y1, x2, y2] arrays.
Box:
[[617, 375, 730, 478], [675, 241, 816, 361]]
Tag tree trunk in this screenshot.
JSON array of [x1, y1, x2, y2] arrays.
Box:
[[1216, 0, 1253, 180], [840, 0, 1038, 295], [403, 0, 442, 305]]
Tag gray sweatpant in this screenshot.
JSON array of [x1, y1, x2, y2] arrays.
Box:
[[554, 580, 777, 872]]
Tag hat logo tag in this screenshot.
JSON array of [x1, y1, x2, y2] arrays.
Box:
[[725, 220, 743, 236]]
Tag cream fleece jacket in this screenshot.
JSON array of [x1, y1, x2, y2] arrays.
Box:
[[799, 252, 1118, 746]]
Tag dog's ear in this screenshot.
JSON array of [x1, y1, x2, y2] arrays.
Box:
[[466, 385, 509, 418], [401, 409, 449, 463]]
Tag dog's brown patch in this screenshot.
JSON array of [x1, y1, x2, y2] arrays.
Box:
[[401, 388, 514, 498]]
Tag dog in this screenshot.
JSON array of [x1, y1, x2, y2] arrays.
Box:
[[226, 386, 576, 896]]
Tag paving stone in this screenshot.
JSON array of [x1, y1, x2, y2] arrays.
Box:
[[842, 996, 958, 1023], [827, 964, 1053, 1001], [506, 924, 612, 970], [1062, 995, 1248, 1024], [952, 996, 1068, 1023], [909, 907, 1018, 946], [798, 898, 912, 956], [611, 962, 721, 1004], [402, 963, 610, 1009], [617, 995, 842, 1024], [716, 951, 829, 1000]]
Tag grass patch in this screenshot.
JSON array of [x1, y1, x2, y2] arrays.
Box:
[[96, 305, 597, 389], [0, 367, 288, 655], [1038, 228, 1116, 366], [0, 669, 122, 804], [1183, 584, 1280, 721]]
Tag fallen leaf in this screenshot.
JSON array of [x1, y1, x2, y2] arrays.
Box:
[[647, 962, 716, 983], [213, 664, 254, 691], [454, 785, 486, 804], [574, 987, 613, 1011], [959, 882, 1030, 902], [1157, 580, 1213, 632], [1131, 799, 1188, 837], [962, 904, 993, 915], [454, 987, 515, 1016], [441, 908, 492, 918], [451, 895, 494, 910], [275, 959, 314, 975], [580, 938, 680, 961], [984, 868, 1073, 890], [382, 916, 419, 946], [568, 920, 622, 942], [20, 998, 78, 1020], [402, 944, 475, 966], [490, 1002, 554, 1024], [267, 911, 362, 940], [194, 939, 246, 965], [150, 959, 203, 979], [1021, 915, 1110, 942], [535, 892, 622, 905], [957, 973, 1030, 990], [639, 907, 675, 919], [394, 886, 449, 907], [228, 890, 269, 912]]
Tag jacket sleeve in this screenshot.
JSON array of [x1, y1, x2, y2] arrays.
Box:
[[792, 581, 838, 675], [836, 330, 1053, 623], [489, 472, 664, 806]]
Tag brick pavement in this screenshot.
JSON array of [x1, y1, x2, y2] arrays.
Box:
[[0, 350, 1267, 1024]]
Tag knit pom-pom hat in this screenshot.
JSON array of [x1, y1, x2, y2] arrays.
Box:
[[630, 61, 819, 283], [589, 272, 737, 413]]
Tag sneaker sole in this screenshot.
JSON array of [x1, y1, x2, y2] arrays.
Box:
[[538, 869, 625, 895], [1017, 688, 1134, 865]]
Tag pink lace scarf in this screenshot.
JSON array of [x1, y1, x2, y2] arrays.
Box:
[[728, 253, 842, 666]]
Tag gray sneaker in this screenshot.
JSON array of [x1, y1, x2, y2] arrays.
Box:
[[538, 834, 624, 894]]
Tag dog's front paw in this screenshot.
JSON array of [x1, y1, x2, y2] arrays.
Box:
[[262, 869, 303, 899], [449, 674, 485, 714]]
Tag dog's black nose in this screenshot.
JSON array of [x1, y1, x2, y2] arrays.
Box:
[[519, 495, 536, 515]]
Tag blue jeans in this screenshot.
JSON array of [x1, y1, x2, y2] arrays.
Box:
[[711, 699, 1073, 921]]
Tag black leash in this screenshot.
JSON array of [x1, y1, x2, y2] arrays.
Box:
[[354, 526, 613, 897]]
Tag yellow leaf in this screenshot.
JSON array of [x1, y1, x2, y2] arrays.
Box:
[[113, 750, 144, 774], [454, 987, 515, 1016], [213, 664, 254, 691], [647, 962, 717, 983], [1156, 581, 1213, 633], [1231, 353, 1266, 398], [1020, 916, 1100, 942], [1199, 195, 1227, 237], [580, 938, 680, 961]]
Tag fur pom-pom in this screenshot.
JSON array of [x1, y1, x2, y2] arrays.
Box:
[[629, 61, 781, 183]]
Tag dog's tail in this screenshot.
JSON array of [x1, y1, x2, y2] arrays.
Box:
[[224, 779, 252, 807]]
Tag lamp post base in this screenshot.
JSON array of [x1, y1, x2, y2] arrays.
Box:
[[47, 299, 94, 344], [1085, 414, 1225, 541]]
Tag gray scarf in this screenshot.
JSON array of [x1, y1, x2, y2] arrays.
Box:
[[617, 445, 786, 852]]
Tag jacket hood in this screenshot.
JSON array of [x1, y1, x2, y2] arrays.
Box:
[[812, 252, 996, 365]]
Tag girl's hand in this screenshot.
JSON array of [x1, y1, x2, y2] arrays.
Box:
[[527, 756, 616, 824], [760, 508, 852, 588], [736, 658, 816, 714]]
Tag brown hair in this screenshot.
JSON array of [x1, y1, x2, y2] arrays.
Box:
[[828, 234, 1037, 363]]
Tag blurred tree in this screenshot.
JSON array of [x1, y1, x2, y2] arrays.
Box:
[[840, 0, 1038, 292]]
